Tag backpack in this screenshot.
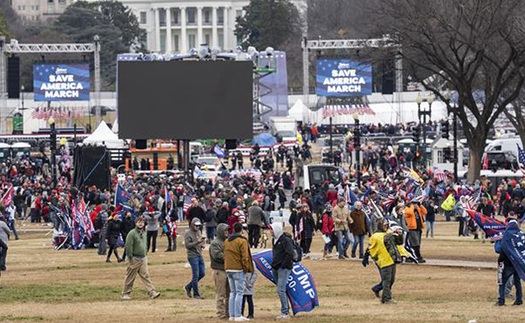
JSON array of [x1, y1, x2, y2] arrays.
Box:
[[290, 236, 303, 262]]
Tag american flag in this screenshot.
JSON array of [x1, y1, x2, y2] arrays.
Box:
[[516, 144, 525, 173], [182, 195, 192, 214], [465, 188, 481, 210], [433, 169, 448, 183]]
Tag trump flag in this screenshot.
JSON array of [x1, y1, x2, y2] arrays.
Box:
[[252, 250, 319, 315], [466, 210, 506, 240]]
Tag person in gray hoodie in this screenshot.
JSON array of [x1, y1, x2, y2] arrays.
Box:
[[184, 217, 206, 299], [209, 223, 230, 319]]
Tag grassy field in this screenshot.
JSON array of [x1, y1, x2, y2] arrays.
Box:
[[0, 220, 520, 322]]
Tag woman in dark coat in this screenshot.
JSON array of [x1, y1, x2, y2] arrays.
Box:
[[106, 214, 123, 263]]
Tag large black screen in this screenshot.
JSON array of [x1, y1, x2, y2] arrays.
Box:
[[117, 60, 253, 139]]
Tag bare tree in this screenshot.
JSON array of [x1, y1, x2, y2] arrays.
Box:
[[368, 0, 525, 182]]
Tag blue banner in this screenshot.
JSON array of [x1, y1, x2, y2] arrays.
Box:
[[502, 221, 525, 281], [316, 59, 372, 97], [33, 63, 90, 101], [252, 250, 319, 315], [466, 210, 506, 240]]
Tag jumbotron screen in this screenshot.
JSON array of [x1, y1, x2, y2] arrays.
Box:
[[117, 60, 253, 139]]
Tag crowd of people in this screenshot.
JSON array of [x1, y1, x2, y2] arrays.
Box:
[[0, 125, 524, 312]]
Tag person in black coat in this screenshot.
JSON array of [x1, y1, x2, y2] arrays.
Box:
[[296, 205, 316, 255], [216, 202, 230, 224], [106, 214, 123, 263], [269, 222, 294, 319], [120, 211, 135, 260]]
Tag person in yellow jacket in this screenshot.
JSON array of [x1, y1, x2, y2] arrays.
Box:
[[367, 220, 406, 304]]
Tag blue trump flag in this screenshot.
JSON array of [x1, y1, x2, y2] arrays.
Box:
[[466, 210, 506, 240], [502, 221, 525, 281], [252, 250, 319, 315], [114, 183, 129, 207], [213, 144, 227, 158]]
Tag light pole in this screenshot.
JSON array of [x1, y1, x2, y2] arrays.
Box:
[[416, 94, 433, 170], [353, 113, 361, 188], [48, 116, 57, 188], [443, 89, 458, 183]]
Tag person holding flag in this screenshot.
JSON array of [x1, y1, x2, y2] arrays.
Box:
[[495, 213, 523, 306], [404, 201, 427, 263]]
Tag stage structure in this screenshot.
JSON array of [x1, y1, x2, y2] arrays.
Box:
[[301, 36, 403, 121], [0, 36, 102, 134]]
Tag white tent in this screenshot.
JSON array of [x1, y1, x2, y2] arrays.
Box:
[[83, 122, 127, 149], [288, 98, 307, 121]]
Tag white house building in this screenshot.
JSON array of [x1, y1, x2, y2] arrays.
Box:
[[100, 0, 306, 53]]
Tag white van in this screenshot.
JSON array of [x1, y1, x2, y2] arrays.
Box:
[[484, 138, 523, 157]]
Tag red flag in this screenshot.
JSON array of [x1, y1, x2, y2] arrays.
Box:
[[1, 184, 14, 207]]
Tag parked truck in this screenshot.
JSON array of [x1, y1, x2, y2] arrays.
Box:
[[268, 117, 297, 143]]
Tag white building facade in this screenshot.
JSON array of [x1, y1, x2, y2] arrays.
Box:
[[11, 0, 75, 22], [112, 0, 306, 53]]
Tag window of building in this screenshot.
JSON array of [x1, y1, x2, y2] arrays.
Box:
[[35, 5, 39, 10], [159, 9, 166, 27], [187, 8, 196, 24], [48, 0, 53, 3], [188, 34, 196, 49], [236, 10, 242, 18], [217, 8, 224, 25], [160, 31, 166, 52], [205, 34, 210, 46], [140, 11, 147, 24], [218, 32, 224, 49], [174, 35, 179, 52], [204, 9, 211, 24], [171, 10, 179, 25]]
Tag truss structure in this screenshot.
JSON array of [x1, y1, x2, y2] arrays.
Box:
[[301, 36, 403, 123], [0, 38, 101, 134]]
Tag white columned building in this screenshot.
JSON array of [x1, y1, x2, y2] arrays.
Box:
[[91, 0, 306, 53]]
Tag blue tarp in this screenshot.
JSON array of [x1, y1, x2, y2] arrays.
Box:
[[253, 133, 277, 146]]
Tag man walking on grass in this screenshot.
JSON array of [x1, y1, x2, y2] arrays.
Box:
[[121, 215, 161, 300]]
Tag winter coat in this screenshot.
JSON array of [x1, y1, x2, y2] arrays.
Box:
[[209, 223, 229, 270], [247, 205, 266, 227], [216, 207, 230, 224], [243, 271, 258, 295], [333, 205, 353, 231], [107, 219, 122, 247], [350, 209, 368, 236], [224, 233, 254, 272], [404, 204, 427, 231], [270, 223, 294, 270], [321, 213, 335, 235], [184, 218, 203, 258]]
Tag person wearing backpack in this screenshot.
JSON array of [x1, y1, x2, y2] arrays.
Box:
[[204, 199, 220, 244], [269, 222, 294, 320]]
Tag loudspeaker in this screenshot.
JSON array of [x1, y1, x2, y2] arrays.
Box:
[[73, 146, 111, 191], [381, 60, 394, 95], [135, 139, 147, 149], [7, 56, 20, 99], [225, 139, 237, 150]]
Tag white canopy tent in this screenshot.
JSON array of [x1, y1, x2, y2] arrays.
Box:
[[83, 122, 127, 149], [287, 99, 308, 122]]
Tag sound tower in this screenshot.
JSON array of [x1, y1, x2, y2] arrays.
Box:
[[7, 56, 20, 99]]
